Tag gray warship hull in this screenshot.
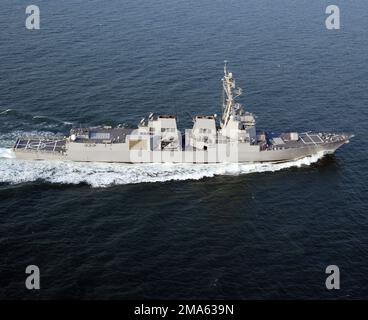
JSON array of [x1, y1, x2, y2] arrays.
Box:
[[12, 63, 353, 164]]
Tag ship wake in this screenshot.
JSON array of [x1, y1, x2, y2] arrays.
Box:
[[0, 148, 328, 188]]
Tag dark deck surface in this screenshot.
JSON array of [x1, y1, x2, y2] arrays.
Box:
[[71, 127, 134, 144]]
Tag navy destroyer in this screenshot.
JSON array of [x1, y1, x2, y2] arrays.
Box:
[[13, 62, 352, 163]]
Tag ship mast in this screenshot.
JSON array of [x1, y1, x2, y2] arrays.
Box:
[[221, 61, 242, 128]]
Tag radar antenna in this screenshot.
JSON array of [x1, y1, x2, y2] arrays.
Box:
[[220, 61, 243, 128]]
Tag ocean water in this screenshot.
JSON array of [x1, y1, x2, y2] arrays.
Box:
[[0, 0, 368, 299]]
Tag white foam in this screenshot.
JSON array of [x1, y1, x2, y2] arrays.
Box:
[[0, 148, 15, 159], [0, 150, 327, 188], [0, 109, 12, 115]]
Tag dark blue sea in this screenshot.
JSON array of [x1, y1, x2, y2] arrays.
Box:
[[0, 0, 367, 299]]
